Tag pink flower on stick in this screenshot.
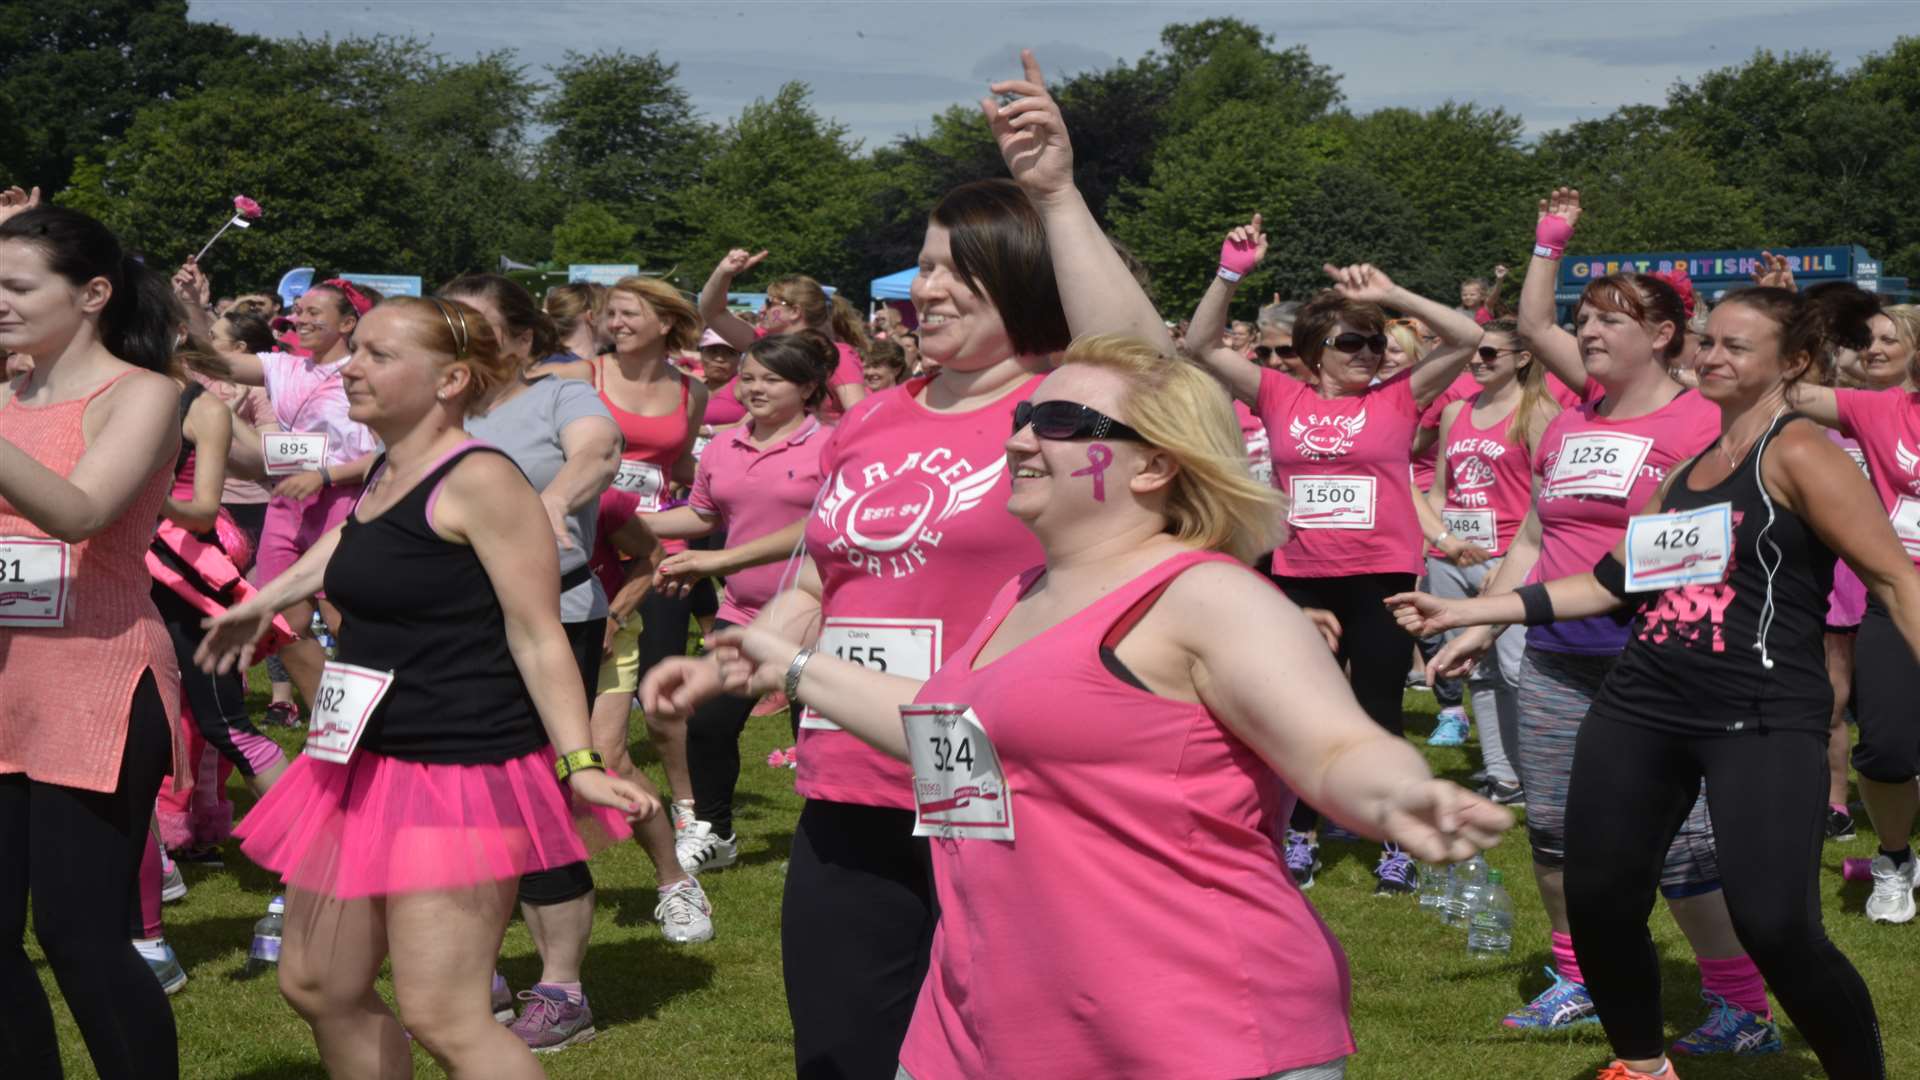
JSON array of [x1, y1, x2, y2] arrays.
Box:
[[194, 194, 263, 262]]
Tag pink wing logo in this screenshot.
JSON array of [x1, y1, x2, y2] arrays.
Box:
[[1289, 408, 1368, 459]]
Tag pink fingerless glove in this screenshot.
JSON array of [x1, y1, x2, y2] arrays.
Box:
[[1534, 216, 1574, 259], [1218, 235, 1259, 282]]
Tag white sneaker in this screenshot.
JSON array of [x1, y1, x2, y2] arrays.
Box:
[[1865, 854, 1917, 924], [674, 820, 739, 874], [655, 879, 714, 944], [671, 801, 696, 834], [160, 856, 188, 903]]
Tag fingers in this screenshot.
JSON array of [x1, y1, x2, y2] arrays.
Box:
[[1020, 47, 1045, 88]]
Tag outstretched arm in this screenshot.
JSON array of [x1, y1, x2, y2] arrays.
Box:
[[1322, 263, 1483, 406], [1182, 215, 1266, 403], [1518, 187, 1586, 395]]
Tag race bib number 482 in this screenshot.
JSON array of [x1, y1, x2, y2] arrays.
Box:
[[798, 618, 942, 731], [302, 661, 395, 764]]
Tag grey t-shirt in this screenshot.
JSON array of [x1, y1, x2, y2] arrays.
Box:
[[467, 375, 618, 622]]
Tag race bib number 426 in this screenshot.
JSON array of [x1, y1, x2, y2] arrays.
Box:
[[798, 618, 942, 731], [0, 537, 72, 628], [1624, 502, 1734, 592]]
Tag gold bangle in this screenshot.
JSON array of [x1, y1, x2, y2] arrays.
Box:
[[554, 748, 606, 781]]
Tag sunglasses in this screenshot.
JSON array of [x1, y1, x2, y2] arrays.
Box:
[[1475, 346, 1523, 361], [1254, 344, 1299, 362], [1012, 400, 1147, 442], [1325, 332, 1389, 354]]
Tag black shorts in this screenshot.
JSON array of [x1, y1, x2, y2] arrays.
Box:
[[1851, 598, 1920, 783]]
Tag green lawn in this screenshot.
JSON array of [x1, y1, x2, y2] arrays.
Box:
[[32, 684, 1917, 1079]]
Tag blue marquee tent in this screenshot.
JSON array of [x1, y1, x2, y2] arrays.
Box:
[[870, 267, 917, 300]]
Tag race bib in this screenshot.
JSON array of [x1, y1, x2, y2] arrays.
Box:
[[1444, 509, 1497, 551], [1891, 496, 1920, 558], [1549, 432, 1654, 499], [902, 704, 1014, 841], [799, 618, 942, 731], [1245, 429, 1274, 487], [262, 432, 328, 477], [302, 661, 395, 764], [1287, 475, 1377, 529], [1624, 502, 1734, 592], [613, 459, 666, 511], [0, 537, 72, 628], [1847, 447, 1869, 476]]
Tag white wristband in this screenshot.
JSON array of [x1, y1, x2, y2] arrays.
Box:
[[1217, 267, 1243, 283], [1532, 244, 1562, 260]]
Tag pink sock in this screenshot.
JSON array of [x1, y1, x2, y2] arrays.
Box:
[[139, 836, 165, 939], [536, 980, 584, 1004], [1551, 930, 1584, 984], [1698, 954, 1770, 1018]]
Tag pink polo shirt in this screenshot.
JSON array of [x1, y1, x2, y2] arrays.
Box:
[[257, 351, 379, 469], [688, 419, 828, 625], [1259, 367, 1423, 578], [1836, 387, 1920, 567]]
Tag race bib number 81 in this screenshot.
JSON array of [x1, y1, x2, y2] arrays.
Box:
[[1624, 502, 1733, 592], [0, 537, 72, 628]]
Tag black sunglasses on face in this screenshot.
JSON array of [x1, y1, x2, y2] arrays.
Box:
[[1254, 344, 1299, 361], [1325, 332, 1389, 354], [1476, 346, 1522, 361], [1012, 399, 1148, 442]]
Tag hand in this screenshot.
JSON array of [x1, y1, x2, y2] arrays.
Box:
[[654, 548, 722, 595], [539, 492, 574, 550], [983, 49, 1073, 202], [1302, 606, 1342, 652], [1383, 590, 1466, 638], [1427, 625, 1496, 681], [1377, 779, 1514, 863], [195, 598, 281, 675], [1435, 535, 1490, 567], [716, 248, 769, 280], [0, 185, 42, 227], [603, 616, 622, 658], [1750, 250, 1797, 291], [566, 768, 660, 820], [1493, 264, 1510, 281], [273, 470, 326, 501], [1219, 213, 1268, 279], [638, 655, 726, 721], [172, 260, 211, 307], [1321, 263, 1398, 304], [708, 625, 805, 700], [1535, 187, 1583, 256]]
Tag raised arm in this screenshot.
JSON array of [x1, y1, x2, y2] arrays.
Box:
[[1181, 216, 1266, 403], [0, 369, 179, 542], [1518, 188, 1586, 395], [985, 49, 1173, 351], [697, 250, 769, 353]]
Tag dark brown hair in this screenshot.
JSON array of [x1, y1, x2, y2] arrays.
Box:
[[928, 179, 1071, 358], [216, 311, 278, 354], [862, 339, 908, 378], [440, 272, 559, 366], [1577, 273, 1689, 362], [745, 330, 838, 412], [1294, 290, 1386, 372], [1716, 283, 1880, 386]]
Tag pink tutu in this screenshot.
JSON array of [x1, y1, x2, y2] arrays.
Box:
[[236, 747, 631, 899]]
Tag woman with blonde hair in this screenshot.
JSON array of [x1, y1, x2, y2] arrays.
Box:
[[543, 282, 609, 365], [672, 333, 1511, 1079], [698, 259, 869, 414]]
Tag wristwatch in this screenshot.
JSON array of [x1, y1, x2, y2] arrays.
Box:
[[554, 748, 606, 781]]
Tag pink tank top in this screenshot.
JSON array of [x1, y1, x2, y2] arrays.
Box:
[[594, 357, 692, 465], [797, 374, 1045, 809], [1439, 394, 1539, 557], [898, 550, 1355, 1079], [0, 372, 183, 793]]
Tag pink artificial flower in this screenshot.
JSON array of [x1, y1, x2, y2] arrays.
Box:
[[767, 749, 788, 768], [233, 194, 263, 219]]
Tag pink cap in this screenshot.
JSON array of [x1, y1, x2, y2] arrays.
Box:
[[699, 329, 731, 349]]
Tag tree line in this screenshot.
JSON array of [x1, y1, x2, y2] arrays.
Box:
[[5, 2, 1916, 318]]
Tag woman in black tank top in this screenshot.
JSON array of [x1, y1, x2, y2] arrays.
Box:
[[1390, 285, 1920, 1080], [196, 297, 653, 1079]]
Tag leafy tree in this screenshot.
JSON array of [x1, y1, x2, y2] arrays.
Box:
[[1262, 163, 1436, 303], [1153, 18, 1342, 135], [552, 203, 636, 264]]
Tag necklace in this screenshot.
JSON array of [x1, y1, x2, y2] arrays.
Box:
[[1718, 405, 1785, 469]]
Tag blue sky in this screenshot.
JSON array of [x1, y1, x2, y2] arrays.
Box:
[[190, 1, 1911, 148]]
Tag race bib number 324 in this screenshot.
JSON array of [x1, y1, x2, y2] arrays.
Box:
[[902, 703, 1014, 842]]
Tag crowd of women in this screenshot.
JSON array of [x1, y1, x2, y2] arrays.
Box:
[[1, 45, 1916, 1080]]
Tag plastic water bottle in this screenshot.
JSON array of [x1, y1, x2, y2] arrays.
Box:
[[1467, 869, 1515, 957], [1417, 861, 1453, 915], [243, 895, 285, 977], [1445, 854, 1489, 927], [310, 612, 336, 655]]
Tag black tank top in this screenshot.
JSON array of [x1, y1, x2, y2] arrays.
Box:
[[325, 444, 546, 764], [1592, 412, 1834, 735]]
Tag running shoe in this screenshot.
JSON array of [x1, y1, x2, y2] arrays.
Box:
[[1373, 844, 1417, 895], [1825, 807, 1857, 842], [1481, 779, 1526, 808], [1428, 706, 1471, 747], [264, 701, 302, 729], [1669, 991, 1782, 1056], [655, 879, 714, 944], [1284, 829, 1320, 890], [171, 843, 224, 869], [1865, 853, 1917, 924], [144, 941, 188, 995], [1596, 1061, 1679, 1080], [671, 801, 696, 834], [508, 985, 596, 1053], [160, 851, 188, 903], [491, 971, 514, 1023], [1320, 821, 1363, 844], [1503, 967, 1601, 1030], [675, 820, 739, 874]]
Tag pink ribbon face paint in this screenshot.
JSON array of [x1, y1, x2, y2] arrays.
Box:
[[1070, 443, 1114, 501]]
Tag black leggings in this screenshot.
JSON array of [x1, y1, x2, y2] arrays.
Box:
[[518, 618, 606, 908], [686, 620, 755, 838], [1850, 598, 1920, 783], [0, 673, 177, 1080], [1274, 572, 1416, 831], [783, 800, 935, 1080], [1565, 714, 1881, 1079], [152, 587, 272, 778]]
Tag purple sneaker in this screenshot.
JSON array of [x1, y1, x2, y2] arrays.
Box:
[[491, 971, 513, 1023], [1284, 829, 1320, 890], [1374, 844, 1417, 896], [508, 984, 596, 1053]]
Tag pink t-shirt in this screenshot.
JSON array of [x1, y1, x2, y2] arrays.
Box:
[[1836, 387, 1920, 568], [1259, 367, 1422, 577], [257, 351, 379, 469], [1527, 389, 1720, 654], [688, 419, 828, 625], [900, 552, 1355, 1079], [1438, 395, 1539, 558], [1826, 429, 1870, 626], [797, 375, 1046, 810]]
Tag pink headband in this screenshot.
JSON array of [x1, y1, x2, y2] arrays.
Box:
[[317, 278, 374, 316], [1647, 268, 1696, 319]]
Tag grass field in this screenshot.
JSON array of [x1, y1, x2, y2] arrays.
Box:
[[32, 683, 1918, 1079]]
